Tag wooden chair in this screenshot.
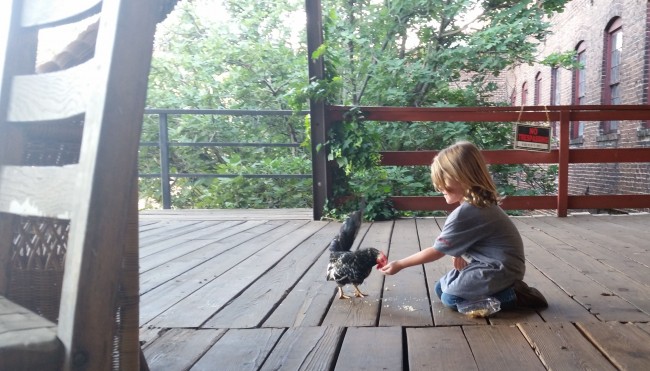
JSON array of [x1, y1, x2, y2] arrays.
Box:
[[0, 0, 160, 369]]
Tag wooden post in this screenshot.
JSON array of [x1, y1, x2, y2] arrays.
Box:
[[158, 113, 172, 209], [557, 109, 570, 217], [305, 0, 330, 220]]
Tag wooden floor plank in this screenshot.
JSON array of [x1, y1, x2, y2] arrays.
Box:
[[263, 223, 371, 328], [333, 327, 402, 371], [531, 215, 650, 266], [139, 221, 307, 324], [138, 219, 159, 227], [138, 220, 191, 235], [513, 218, 648, 322], [575, 321, 650, 370], [139, 326, 165, 349], [517, 217, 650, 318], [136, 212, 650, 369], [190, 328, 284, 371], [262, 247, 335, 328], [140, 221, 286, 294], [636, 322, 650, 335], [463, 325, 546, 371], [202, 222, 338, 328], [140, 208, 313, 220], [380, 218, 433, 327], [260, 326, 343, 371], [139, 220, 242, 258], [406, 327, 478, 370], [532, 216, 650, 285], [140, 220, 263, 272], [140, 222, 327, 327], [518, 322, 617, 370], [322, 221, 393, 327], [139, 220, 230, 250], [592, 214, 650, 234], [487, 307, 542, 325], [558, 217, 650, 287], [144, 328, 225, 371], [560, 214, 650, 255]]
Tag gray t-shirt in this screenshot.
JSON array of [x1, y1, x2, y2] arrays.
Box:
[[433, 202, 525, 299]]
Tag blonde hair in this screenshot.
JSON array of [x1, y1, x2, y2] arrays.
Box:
[[430, 141, 499, 208]]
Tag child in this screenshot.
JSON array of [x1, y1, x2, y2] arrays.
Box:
[[380, 141, 547, 310]]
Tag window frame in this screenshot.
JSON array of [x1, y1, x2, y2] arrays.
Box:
[[572, 41, 587, 140], [521, 82, 528, 106], [602, 17, 623, 135], [550, 67, 560, 139], [534, 72, 542, 105], [551, 67, 560, 106]]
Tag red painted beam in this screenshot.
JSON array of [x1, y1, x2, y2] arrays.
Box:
[[568, 195, 650, 209], [380, 150, 559, 166], [390, 195, 650, 212], [328, 105, 650, 122], [390, 196, 557, 211], [380, 148, 650, 166], [569, 148, 650, 163]]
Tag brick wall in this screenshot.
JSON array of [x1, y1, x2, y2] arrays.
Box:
[[500, 0, 650, 210]]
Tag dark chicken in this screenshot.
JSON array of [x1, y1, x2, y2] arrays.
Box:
[[326, 209, 388, 299]]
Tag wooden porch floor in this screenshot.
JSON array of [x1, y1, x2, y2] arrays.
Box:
[[138, 210, 650, 370]]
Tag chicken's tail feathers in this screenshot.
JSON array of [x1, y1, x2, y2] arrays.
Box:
[[328, 236, 342, 251], [359, 196, 366, 218], [329, 197, 366, 252], [333, 211, 361, 251]]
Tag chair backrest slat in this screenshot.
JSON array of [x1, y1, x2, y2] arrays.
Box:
[[21, 0, 101, 28], [8, 62, 95, 122], [0, 165, 76, 219]]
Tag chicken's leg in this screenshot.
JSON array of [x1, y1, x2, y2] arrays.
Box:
[[352, 285, 367, 298], [337, 286, 350, 299]]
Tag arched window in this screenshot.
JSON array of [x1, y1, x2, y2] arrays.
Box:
[[534, 72, 542, 105], [602, 17, 622, 135], [551, 67, 560, 105], [572, 41, 587, 139], [521, 82, 528, 105]]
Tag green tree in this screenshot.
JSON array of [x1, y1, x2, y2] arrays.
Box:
[[317, 0, 569, 218], [141, 0, 570, 218], [141, 0, 312, 209]]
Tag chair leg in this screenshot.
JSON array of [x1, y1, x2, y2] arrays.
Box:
[[121, 174, 144, 369], [139, 344, 150, 371]]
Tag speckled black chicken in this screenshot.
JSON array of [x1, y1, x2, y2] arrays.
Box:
[[326, 208, 387, 299]]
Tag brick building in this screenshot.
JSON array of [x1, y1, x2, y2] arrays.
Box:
[[502, 0, 650, 209]]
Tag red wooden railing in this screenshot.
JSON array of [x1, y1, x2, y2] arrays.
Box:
[[312, 105, 650, 218]]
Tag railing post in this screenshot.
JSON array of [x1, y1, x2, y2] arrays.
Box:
[[557, 108, 570, 217], [158, 113, 172, 209], [306, 0, 330, 220]]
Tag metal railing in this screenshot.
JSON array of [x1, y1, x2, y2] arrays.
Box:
[[139, 108, 310, 209], [140, 106, 650, 218]]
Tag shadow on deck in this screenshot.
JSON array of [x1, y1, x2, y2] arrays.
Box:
[[138, 210, 650, 370]]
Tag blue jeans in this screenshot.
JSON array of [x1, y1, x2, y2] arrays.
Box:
[[434, 281, 516, 311]]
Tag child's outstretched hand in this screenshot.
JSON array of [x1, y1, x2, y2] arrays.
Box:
[[452, 256, 468, 270], [380, 261, 403, 275]]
